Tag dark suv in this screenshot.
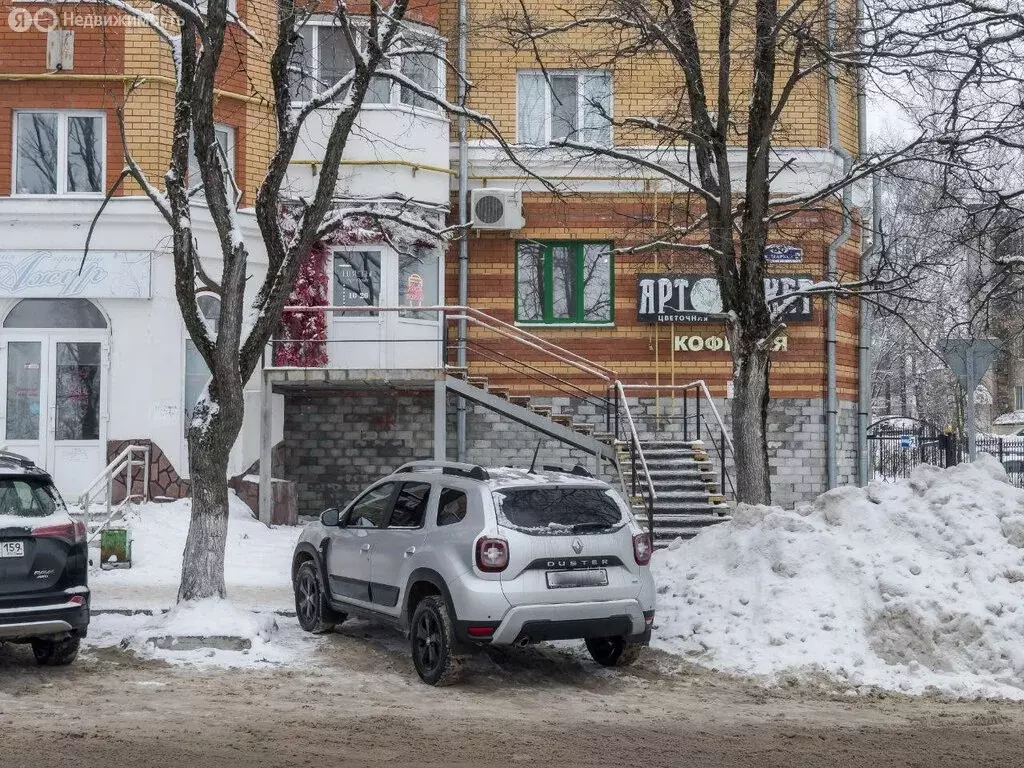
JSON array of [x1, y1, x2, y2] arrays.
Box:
[[0, 452, 88, 665]]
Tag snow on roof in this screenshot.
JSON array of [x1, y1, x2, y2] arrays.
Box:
[[993, 410, 1024, 425]]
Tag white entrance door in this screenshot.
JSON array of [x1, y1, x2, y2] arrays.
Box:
[[329, 246, 442, 370], [2, 334, 108, 498]]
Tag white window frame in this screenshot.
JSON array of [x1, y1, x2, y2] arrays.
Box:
[[12, 109, 106, 197], [290, 19, 445, 114], [516, 70, 613, 146], [187, 123, 236, 195], [1015, 385, 1024, 412], [183, 292, 222, 435]]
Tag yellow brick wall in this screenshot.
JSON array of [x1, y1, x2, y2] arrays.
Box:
[[441, 0, 857, 153]]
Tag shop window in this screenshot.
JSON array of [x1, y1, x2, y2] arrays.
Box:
[[517, 71, 612, 146], [289, 22, 443, 110], [1015, 386, 1024, 412], [3, 299, 107, 329], [515, 241, 613, 324], [14, 111, 104, 195], [398, 251, 439, 319], [187, 124, 236, 195], [184, 293, 221, 429]]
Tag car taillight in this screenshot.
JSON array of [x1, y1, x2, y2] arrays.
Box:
[[476, 537, 509, 573], [33, 521, 87, 544], [633, 533, 652, 566]]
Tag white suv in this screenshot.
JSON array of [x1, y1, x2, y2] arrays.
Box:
[[291, 461, 656, 685]]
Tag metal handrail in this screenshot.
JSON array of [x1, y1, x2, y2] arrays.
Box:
[[614, 381, 657, 535], [277, 305, 618, 384], [77, 444, 150, 532], [619, 381, 734, 453]]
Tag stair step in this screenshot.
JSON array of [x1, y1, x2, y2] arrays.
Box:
[[550, 414, 573, 427], [509, 395, 532, 408], [652, 513, 732, 526], [445, 366, 469, 380], [572, 423, 595, 435], [708, 493, 726, 505], [467, 376, 489, 389], [530, 405, 552, 417], [488, 386, 511, 401]]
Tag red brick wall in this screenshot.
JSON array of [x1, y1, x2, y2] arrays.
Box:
[[447, 192, 863, 402]]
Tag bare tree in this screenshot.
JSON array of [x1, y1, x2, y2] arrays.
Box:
[[86, 0, 515, 602], [500, 0, 1024, 503]]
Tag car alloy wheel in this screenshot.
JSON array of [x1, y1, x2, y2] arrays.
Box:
[[409, 595, 461, 686], [294, 561, 337, 634]]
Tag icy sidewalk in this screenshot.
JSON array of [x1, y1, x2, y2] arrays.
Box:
[[88, 494, 301, 613], [652, 455, 1024, 701]]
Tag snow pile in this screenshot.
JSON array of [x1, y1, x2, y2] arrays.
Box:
[[112, 598, 312, 668], [89, 493, 301, 612], [652, 455, 1024, 699]]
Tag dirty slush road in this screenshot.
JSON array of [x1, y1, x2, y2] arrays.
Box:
[[2, 623, 1023, 768]]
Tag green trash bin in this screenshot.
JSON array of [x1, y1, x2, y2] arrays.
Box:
[[100, 527, 132, 570]]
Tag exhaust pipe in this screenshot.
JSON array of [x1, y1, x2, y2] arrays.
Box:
[[516, 636, 531, 648]]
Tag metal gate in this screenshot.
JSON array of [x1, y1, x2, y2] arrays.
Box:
[[867, 417, 953, 481]]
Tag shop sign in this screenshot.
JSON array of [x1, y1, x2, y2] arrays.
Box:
[[672, 333, 789, 353], [0, 250, 152, 299], [637, 274, 814, 323]]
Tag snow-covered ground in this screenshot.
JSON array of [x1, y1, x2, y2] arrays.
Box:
[[652, 454, 1024, 700], [84, 493, 307, 667], [88, 494, 300, 612]]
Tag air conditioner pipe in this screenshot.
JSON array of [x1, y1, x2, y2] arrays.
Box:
[[456, 0, 469, 461], [826, 0, 855, 490]]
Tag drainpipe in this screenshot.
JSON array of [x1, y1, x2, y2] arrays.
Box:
[[455, 0, 469, 461], [855, 0, 879, 486], [857, 175, 881, 485], [826, 0, 854, 489]]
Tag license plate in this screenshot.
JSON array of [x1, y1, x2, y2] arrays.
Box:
[[545, 569, 608, 589], [0, 541, 25, 559]]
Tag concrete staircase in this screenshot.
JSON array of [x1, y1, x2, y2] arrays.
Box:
[[620, 440, 732, 547]]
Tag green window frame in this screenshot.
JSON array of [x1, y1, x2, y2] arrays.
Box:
[[515, 241, 614, 324]]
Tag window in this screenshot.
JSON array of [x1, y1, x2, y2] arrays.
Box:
[[184, 294, 221, 429], [289, 21, 443, 110], [517, 71, 612, 146], [492, 486, 623, 535], [345, 482, 396, 528], [15, 111, 104, 195], [3, 299, 107, 329], [388, 482, 431, 528], [0, 478, 60, 519], [1015, 386, 1024, 412], [187, 124, 235, 194], [399, 251, 439, 319], [437, 488, 468, 527], [333, 250, 381, 317], [515, 241, 613, 324]]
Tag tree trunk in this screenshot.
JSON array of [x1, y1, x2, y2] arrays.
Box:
[[177, 404, 237, 602], [731, 346, 772, 506]]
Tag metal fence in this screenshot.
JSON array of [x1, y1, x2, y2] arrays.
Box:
[[974, 437, 1024, 488]]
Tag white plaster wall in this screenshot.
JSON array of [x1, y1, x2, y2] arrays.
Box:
[[0, 197, 281, 482], [287, 106, 450, 205]]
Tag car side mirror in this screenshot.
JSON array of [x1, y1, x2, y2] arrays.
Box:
[[320, 508, 341, 527]]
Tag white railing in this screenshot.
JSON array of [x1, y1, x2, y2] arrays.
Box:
[[76, 444, 150, 540]]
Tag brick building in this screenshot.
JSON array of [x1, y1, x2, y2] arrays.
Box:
[[0, 0, 868, 521]]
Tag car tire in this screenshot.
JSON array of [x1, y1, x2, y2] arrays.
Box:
[[410, 595, 461, 686], [294, 561, 343, 634], [585, 636, 646, 667], [31, 635, 80, 666]]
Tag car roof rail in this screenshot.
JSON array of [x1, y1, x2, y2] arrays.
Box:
[[393, 461, 490, 481], [0, 449, 37, 468]]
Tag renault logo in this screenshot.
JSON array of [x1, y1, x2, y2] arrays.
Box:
[[571, 538, 584, 554]]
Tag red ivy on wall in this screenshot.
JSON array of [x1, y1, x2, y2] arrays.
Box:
[[273, 242, 329, 367]]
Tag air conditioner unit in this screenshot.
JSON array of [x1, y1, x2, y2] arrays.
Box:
[[470, 188, 525, 230]]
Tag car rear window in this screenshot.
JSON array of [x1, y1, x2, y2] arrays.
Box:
[[0, 478, 60, 519], [492, 486, 623, 535]]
